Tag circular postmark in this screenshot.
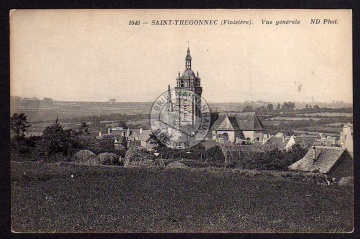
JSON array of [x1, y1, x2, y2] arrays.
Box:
[[150, 89, 210, 149]]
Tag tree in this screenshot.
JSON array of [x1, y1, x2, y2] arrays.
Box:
[[10, 113, 31, 138], [255, 106, 266, 113], [109, 98, 116, 104], [40, 118, 75, 157], [242, 105, 253, 112], [266, 103, 274, 112], [276, 103, 281, 110], [313, 105, 320, 110], [281, 102, 295, 111], [43, 97, 54, 105], [77, 122, 91, 135], [289, 102, 295, 111]]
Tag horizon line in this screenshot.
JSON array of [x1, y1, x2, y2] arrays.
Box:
[[10, 97, 353, 105]]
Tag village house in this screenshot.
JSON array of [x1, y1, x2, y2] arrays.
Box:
[[137, 129, 153, 149], [288, 146, 353, 180], [264, 132, 327, 151], [313, 134, 338, 147], [96, 126, 153, 150], [339, 123, 353, 154], [210, 112, 265, 143]]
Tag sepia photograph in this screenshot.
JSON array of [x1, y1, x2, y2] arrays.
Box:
[[10, 9, 353, 233]]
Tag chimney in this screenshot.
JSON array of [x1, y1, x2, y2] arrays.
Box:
[[107, 127, 111, 135], [99, 131, 102, 137], [312, 146, 317, 162], [140, 128, 143, 134]]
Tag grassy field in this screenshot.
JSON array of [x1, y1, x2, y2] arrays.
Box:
[[11, 162, 353, 233]]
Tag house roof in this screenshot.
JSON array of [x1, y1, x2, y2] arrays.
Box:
[[211, 112, 265, 131], [289, 146, 347, 174], [109, 130, 124, 136], [265, 136, 289, 150], [138, 130, 152, 142]]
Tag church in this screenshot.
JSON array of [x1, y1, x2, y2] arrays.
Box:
[[210, 112, 265, 143], [167, 47, 265, 143]]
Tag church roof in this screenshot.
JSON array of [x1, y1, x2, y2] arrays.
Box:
[[210, 114, 227, 130], [211, 112, 265, 131], [217, 117, 235, 131]]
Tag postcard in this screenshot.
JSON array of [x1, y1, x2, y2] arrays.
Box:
[[10, 9, 353, 233]]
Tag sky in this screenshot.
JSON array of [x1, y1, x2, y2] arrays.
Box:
[[10, 9, 352, 103]]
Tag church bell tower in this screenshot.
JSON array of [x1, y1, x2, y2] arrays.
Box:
[[174, 47, 203, 127]]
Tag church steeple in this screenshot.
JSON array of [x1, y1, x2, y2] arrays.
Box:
[[185, 46, 192, 69]]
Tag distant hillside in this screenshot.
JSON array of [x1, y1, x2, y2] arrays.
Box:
[[10, 96, 352, 123], [10, 99, 153, 123], [208, 101, 352, 113]]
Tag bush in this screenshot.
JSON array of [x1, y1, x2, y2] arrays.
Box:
[[73, 150, 100, 165], [231, 143, 308, 171], [124, 145, 154, 167], [206, 146, 225, 162], [98, 152, 123, 166], [76, 135, 126, 156], [41, 153, 70, 163], [166, 161, 187, 169], [10, 136, 42, 161], [154, 158, 165, 167], [154, 144, 206, 161]]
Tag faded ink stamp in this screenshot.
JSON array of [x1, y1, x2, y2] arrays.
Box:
[[150, 88, 210, 149]]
